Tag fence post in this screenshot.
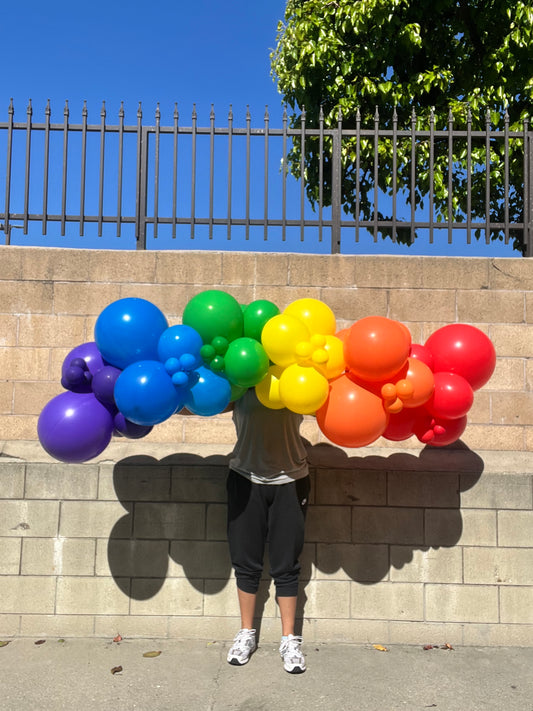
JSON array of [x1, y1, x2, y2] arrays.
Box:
[[526, 132, 533, 257], [330, 109, 342, 254]]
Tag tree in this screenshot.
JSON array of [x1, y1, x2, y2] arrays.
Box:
[[271, 0, 533, 254]]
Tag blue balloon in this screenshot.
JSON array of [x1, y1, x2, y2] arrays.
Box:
[[184, 365, 231, 416], [157, 325, 203, 369], [95, 298, 168, 370], [114, 360, 184, 426], [38, 391, 114, 463]]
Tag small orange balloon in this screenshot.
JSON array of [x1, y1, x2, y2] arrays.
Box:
[[403, 357, 435, 408], [345, 316, 411, 382], [316, 374, 389, 448]]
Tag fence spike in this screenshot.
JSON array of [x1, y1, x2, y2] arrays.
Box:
[[64, 100, 69, 118], [282, 105, 287, 123], [319, 104, 324, 123], [228, 104, 233, 121], [173, 102, 179, 121], [246, 105, 251, 121], [374, 105, 379, 122], [356, 106, 361, 123], [264, 104, 269, 121], [137, 102, 143, 119], [192, 103, 197, 120], [82, 100, 88, 118], [8, 97, 14, 115], [430, 106, 435, 125], [155, 102, 161, 121], [45, 98, 51, 117], [466, 103, 471, 125], [27, 99, 33, 116], [392, 105, 398, 124], [485, 107, 491, 126], [337, 106, 343, 122], [119, 101, 124, 119], [210, 103, 215, 120], [101, 100, 106, 118]]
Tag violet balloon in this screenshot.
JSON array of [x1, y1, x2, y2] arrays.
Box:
[[61, 342, 106, 393], [38, 391, 114, 463]]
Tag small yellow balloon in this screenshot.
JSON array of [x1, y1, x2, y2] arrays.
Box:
[[278, 363, 330, 415], [312, 335, 346, 380], [261, 314, 310, 368], [255, 364, 285, 409], [284, 298, 336, 336]]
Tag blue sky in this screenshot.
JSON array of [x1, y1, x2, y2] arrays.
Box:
[[0, 0, 520, 257]]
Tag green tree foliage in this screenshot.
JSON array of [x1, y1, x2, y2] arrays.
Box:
[[271, 0, 533, 253]]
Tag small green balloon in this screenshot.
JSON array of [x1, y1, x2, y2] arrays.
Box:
[[183, 290, 244, 344], [212, 336, 229, 355], [243, 300, 280, 341], [200, 344, 216, 362], [224, 337, 270, 389], [211, 355, 226, 372]]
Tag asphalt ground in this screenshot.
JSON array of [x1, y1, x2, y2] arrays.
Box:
[[1, 637, 532, 711]]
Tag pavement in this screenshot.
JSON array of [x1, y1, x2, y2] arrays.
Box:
[[0, 637, 532, 711]]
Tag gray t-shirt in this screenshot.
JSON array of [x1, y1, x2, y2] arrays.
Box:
[[229, 389, 309, 484]]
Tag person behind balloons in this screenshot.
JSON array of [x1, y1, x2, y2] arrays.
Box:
[[225, 387, 310, 674]]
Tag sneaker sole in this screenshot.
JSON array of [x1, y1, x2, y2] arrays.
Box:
[[285, 664, 306, 674]]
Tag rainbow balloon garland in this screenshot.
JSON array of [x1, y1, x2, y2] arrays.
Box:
[[38, 291, 496, 463]]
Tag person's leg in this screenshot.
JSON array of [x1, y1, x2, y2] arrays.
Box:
[[237, 589, 257, 630], [277, 594, 298, 636]]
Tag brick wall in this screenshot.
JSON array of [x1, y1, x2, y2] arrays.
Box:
[[0, 247, 532, 645]]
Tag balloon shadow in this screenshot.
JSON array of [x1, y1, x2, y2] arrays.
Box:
[[107, 441, 483, 629]]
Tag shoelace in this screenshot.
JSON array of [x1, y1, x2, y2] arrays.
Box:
[[281, 635, 303, 659]]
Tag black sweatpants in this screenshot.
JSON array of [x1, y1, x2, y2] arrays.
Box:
[[226, 469, 310, 597]]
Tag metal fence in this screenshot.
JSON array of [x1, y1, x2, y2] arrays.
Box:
[[0, 99, 531, 255]]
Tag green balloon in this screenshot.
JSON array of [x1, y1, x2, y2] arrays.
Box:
[[224, 337, 270, 389], [183, 290, 244, 344], [243, 300, 280, 341], [229, 383, 248, 402]]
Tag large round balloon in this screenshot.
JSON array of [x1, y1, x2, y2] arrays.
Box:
[[316, 375, 389, 447], [284, 298, 336, 335], [425, 371, 474, 420], [182, 290, 244, 344], [224, 337, 270, 388], [425, 324, 496, 391], [95, 298, 168, 370], [261, 313, 310, 368], [114, 360, 183, 426], [243, 300, 280, 341], [402, 357, 435, 408], [344, 316, 411, 382], [278, 363, 330, 415], [38, 391, 114, 463], [157, 324, 203, 370], [184, 366, 232, 416], [61, 342, 106, 392]]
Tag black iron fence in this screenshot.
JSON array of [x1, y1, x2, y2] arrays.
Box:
[[0, 99, 531, 255]]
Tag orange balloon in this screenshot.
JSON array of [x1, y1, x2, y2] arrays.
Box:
[[344, 316, 411, 382], [402, 357, 435, 408], [316, 374, 389, 447]]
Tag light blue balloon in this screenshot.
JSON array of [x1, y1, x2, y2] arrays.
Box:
[[95, 298, 168, 370], [114, 360, 183, 426], [184, 366, 231, 416]]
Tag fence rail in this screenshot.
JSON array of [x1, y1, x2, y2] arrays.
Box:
[[0, 100, 531, 255]]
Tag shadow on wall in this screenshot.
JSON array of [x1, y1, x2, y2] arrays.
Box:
[[107, 442, 484, 606]]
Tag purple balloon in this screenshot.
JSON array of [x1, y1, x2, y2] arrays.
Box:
[[92, 365, 122, 406], [61, 342, 106, 393], [38, 391, 114, 463], [113, 412, 153, 439]]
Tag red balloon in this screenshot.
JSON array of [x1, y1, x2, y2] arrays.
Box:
[[344, 316, 411, 382], [425, 372, 474, 420], [415, 414, 468, 447], [409, 343, 434, 371], [383, 406, 430, 442], [425, 324, 496, 391], [316, 374, 389, 447]]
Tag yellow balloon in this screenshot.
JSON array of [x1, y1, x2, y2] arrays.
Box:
[[261, 314, 310, 367], [284, 298, 336, 336], [255, 364, 285, 409], [312, 335, 346, 380], [279, 363, 330, 415]]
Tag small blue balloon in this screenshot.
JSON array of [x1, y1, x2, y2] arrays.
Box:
[[158, 325, 203, 369], [184, 365, 231, 416], [95, 298, 168, 370], [114, 360, 184, 426]]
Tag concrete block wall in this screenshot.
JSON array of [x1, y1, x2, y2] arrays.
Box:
[[0, 246, 532, 645]]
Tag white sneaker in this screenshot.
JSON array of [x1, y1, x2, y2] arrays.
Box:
[[279, 634, 306, 673], [227, 628, 257, 666]]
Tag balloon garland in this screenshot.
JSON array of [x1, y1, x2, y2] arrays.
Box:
[[37, 291, 496, 463]]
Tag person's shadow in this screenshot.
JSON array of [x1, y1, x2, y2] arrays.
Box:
[[108, 441, 483, 639]]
